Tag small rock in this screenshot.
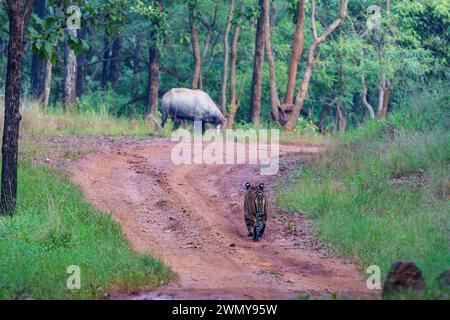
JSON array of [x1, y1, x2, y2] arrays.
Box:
[[436, 270, 450, 290], [382, 261, 425, 298], [229, 243, 236, 247]]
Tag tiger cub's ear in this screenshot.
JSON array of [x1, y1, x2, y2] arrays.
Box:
[[245, 182, 251, 190], [258, 183, 265, 191]]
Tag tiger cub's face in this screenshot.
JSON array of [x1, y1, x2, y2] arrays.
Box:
[[245, 182, 265, 192]]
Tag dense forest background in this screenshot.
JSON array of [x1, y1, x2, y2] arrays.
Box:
[[0, 0, 448, 131]]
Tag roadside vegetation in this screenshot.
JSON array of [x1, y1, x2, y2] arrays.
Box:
[[0, 161, 174, 299], [277, 85, 449, 299]]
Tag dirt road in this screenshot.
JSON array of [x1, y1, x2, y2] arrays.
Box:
[[70, 139, 375, 299]]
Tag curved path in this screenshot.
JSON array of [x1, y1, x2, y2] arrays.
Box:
[[70, 140, 375, 299]]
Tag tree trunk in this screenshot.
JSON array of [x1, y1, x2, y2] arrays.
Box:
[[42, 60, 52, 107], [264, 0, 281, 123], [347, 15, 375, 119], [1, 0, 34, 215], [220, 0, 234, 115], [380, 82, 393, 119], [64, 28, 77, 109], [336, 41, 346, 133], [249, 0, 269, 126], [199, 5, 217, 91], [228, 73, 248, 129], [319, 100, 330, 133], [76, 24, 92, 97], [101, 36, 110, 88], [148, 44, 160, 115], [30, 0, 49, 105], [284, 0, 306, 106], [229, 24, 240, 107], [189, 4, 201, 90], [131, 35, 142, 100], [148, 0, 163, 115], [109, 34, 122, 92], [227, 24, 240, 129], [284, 0, 348, 132]]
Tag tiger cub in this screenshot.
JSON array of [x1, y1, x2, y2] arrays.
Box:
[[244, 182, 268, 241]]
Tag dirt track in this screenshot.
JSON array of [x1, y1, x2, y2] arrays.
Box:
[[70, 139, 376, 300]]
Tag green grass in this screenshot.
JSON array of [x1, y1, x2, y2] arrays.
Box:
[[277, 87, 450, 299], [0, 163, 175, 299]]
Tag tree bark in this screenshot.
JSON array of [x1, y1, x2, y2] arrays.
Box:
[[64, 28, 77, 109], [199, 5, 217, 91], [229, 25, 240, 105], [131, 35, 142, 100], [101, 36, 110, 88], [347, 15, 375, 119], [264, 0, 280, 123], [76, 25, 89, 97], [284, 0, 348, 132], [148, 44, 160, 115], [1, 0, 34, 215], [220, 0, 234, 115], [219, 0, 234, 114], [284, 0, 306, 106], [42, 59, 52, 107], [109, 33, 122, 92], [148, 0, 163, 115], [380, 82, 393, 119], [30, 0, 50, 105], [336, 40, 346, 132], [249, 0, 269, 127], [189, 4, 201, 90], [227, 24, 240, 129], [228, 73, 248, 129]]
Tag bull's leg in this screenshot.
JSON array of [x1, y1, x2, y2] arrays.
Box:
[[173, 116, 181, 130], [202, 121, 206, 134], [161, 112, 168, 128]]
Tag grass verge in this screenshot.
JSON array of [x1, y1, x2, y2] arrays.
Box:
[[0, 162, 174, 299], [277, 87, 449, 299]]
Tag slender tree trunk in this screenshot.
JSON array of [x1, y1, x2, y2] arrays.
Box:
[[380, 82, 392, 119], [64, 28, 77, 109], [109, 34, 122, 92], [220, 0, 234, 115], [284, 0, 348, 132], [229, 24, 240, 106], [228, 24, 240, 128], [249, 0, 269, 126], [148, 0, 163, 115], [264, 1, 281, 123], [30, 0, 49, 105], [347, 15, 375, 119], [148, 44, 160, 115], [199, 5, 217, 91], [1, 0, 34, 215], [76, 26, 87, 97], [336, 39, 346, 132], [101, 36, 110, 88], [131, 35, 142, 100], [377, 75, 385, 117], [228, 73, 248, 129], [284, 0, 306, 106], [42, 60, 52, 107], [189, 4, 201, 89], [76, 24, 93, 97], [319, 100, 330, 133]]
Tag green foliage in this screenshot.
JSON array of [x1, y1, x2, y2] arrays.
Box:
[[0, 163, 174, 299], [277, 87, 450, 299]]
